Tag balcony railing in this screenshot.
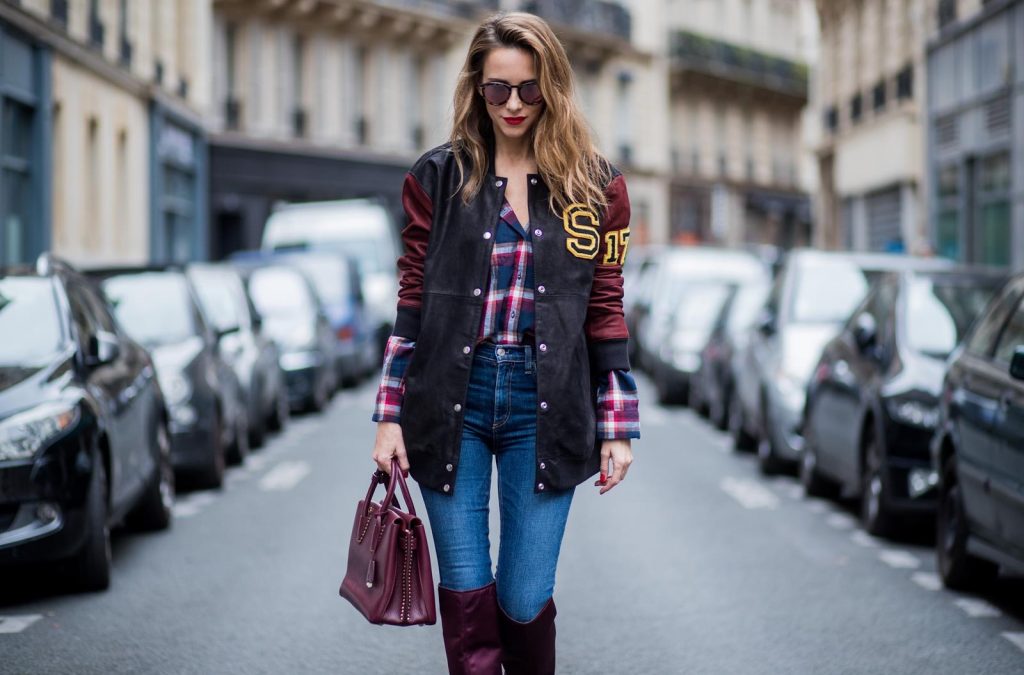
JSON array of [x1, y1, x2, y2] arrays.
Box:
[[670, 31, 808, 100], [521, 0, 631, 43], [374, 0, 500, 19]]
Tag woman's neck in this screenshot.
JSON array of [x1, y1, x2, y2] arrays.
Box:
[[494, 134, 535, 173]]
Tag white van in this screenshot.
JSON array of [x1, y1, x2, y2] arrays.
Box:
[[261, 199, 399, 354]]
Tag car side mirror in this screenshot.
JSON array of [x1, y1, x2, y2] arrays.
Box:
[[85, 331, 120, 367], [853, 314, 878, 353], [756, 310, 776, 337], [251, 313, 263, 332], [1010, 346, 1024, 381], [216, 325, 241, 341]]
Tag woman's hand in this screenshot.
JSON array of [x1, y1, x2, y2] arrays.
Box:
[[594, 439, 632, 494], [372, 422, 410, 477]]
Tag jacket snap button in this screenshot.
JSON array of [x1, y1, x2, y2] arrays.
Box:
[[539, 461, 546, 469], [495, 180, 503, 187], [540, 401, 548, 410], [537, 285, 546, 294], [453, 403, 462, 412], [462, 346, 471, 354], [497, 348, 506, 356], [537, 483, 545, 491], [534, 229, 543, 237], [446, 463, 453, 471], [530, 177, 538, 185], [539, 344, 547, 352], [443, 484, 450, 492], [483, 232, 492, 240], [473, 288, 482, 296]]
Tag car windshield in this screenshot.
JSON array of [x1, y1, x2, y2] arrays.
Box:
[[672, 283, 734, 331], [282, 257, 349, 306], [0, 278, 64, 367], [249, 268, 316, 318], [102, 273, 198, 346], [726, 283, 769, 336], [321, 240, 383, 276], [905, 277, 998, 358], [789, 261, 869, 324], [189, 269, 243, 332]]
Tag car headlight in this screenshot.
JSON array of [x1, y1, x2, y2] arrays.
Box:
[[887, 399, 939, 429], [0, 403, 80, 462], [161, 373, 192, 406]]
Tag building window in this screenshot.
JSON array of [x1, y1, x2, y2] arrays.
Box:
[[88, 0, 105, 50], [224, 22, 240, 130], [50, 0, 68, 26], [975, 153, 1011, 266], [850, 93, 863, 124], [896, 63, 913, 100], [292, 35, 306, 138], [615, 70, 633, 166], [935, 164, 960, 260], [824, 105, 838, 133], [937, 0, 957, 29], [354, 45, 368, 145], [118, 0, 132, 66], [872, 80, 886, 112]]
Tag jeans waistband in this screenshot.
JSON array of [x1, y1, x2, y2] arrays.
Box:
[[473, 341, 535, 370]]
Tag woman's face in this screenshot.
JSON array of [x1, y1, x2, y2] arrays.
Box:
[[480, 47, 544, 143]]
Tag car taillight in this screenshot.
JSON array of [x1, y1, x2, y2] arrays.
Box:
[[337, 326, 354, 340]]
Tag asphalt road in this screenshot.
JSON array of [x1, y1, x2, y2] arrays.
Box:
[[2, 374, 1023, 674]]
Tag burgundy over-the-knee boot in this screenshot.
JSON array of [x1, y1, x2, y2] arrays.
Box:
[[497, 597, 557, 675], [437, 581, 503, 675]]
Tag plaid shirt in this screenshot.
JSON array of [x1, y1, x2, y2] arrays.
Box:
[[373, 201, 640, 440]]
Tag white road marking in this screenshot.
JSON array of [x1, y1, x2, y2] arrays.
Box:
[[825, 513, 858, 530], [259, 460, 311, 491], [0, 615, 42, 634], [878, 550, 922, 569], [850, 531, 880, 548], [243, 454, 270, 473], [1002, 632, 1024, 653], [720, 477, 780, 510], [171, 491, 218, 518], [910, 572, 942, 591], [954, 598, 1001, 619]]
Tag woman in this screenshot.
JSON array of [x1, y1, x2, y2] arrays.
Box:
[[370, 11, 639, 674]]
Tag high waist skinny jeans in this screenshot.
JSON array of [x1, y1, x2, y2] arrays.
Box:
[[418, 342, 575, 623]]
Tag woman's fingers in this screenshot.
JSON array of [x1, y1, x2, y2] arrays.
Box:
[[372, 422, 411, 477], [598, 441, 633, 494]]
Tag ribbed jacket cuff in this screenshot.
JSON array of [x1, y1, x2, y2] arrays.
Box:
[[393, 306, 421, 340], [589, 338, 630, 372]]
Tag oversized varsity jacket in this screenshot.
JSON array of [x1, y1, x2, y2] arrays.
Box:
[[393, 142, 635, 494]]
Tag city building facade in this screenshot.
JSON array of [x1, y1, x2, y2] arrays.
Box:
[[814, 0, 932, 254], [663, 0, 816, 248], [4, 0, 210, 266], [926, 0, 1023, 268]]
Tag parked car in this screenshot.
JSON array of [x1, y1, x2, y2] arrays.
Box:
[[87, 266, 245, 487], [186, 263, 290, 447], [733, 249, 952, 474], [932, 272, 1024, 588], [272, 251, 376, 387], [693, 277, 772, 431], [239, 262, 338, 412], [802, 268, 1004, 536], [636, 247, 769, 400], [622, 245, 666, 369], [260, 198, 399, 360], [0, 255, 173, 591]]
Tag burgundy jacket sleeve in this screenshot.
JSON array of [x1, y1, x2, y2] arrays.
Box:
[[584, 172, 631, 372], [393, 171, 433, 339]]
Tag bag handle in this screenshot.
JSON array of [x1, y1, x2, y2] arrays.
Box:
[[361, 458, 416, 518]]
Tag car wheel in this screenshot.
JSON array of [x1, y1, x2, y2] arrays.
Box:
[[710, 384, 728, 431], [249, 391, 267, 449], [757, 396, 782, 475], [729, 388, 755, 451], [197, 411, 226, 490], [227, 412, 250, 465], [71, 449, 112, 592], [799, 431, 837, 499], [861, 432, 896, 537], [128, 421, 174, 531], [937, 462, 998, 590], [269, 387, 290, 431]]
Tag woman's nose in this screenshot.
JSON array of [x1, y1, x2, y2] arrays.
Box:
[[506, 91, 524, 113]]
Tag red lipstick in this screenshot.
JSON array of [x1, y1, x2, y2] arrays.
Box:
[[503, 117, 526, 126]]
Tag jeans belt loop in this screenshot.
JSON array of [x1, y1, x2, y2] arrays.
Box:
[[525, 344, 534, 374]]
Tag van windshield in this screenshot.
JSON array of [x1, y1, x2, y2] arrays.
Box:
[[321, 240, 384, 275]]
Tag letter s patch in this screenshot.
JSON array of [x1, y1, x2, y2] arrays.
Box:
[[561, 203, 600, 260]]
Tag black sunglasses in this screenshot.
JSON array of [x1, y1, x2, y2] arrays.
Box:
[[478, 80, 544, 106]]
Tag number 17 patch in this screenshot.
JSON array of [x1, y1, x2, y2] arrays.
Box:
[[602, 228, 630, 266]]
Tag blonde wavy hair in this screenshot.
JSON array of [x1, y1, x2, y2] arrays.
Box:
[[450, 12, 611, 215]]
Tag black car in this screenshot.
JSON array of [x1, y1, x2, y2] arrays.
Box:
[[87, 266, 244, 488], [0, 256, 174, 591], [802, 269, 1003, 536], [932, 272, 1024, 588]]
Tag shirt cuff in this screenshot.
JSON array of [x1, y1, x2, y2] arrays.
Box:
[[372, 336, 416, 424], [596, 369, 640, 440]]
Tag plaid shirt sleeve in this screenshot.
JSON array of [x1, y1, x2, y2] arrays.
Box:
[[596, 369, 641, 440], [371, 335, 416, 424]]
